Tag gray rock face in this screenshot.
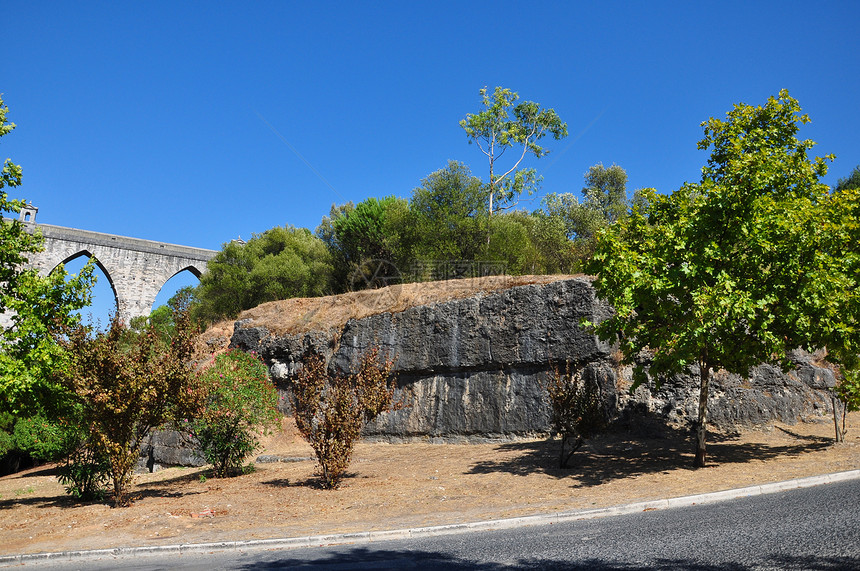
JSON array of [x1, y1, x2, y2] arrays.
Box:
[[142, 429, 206, 469], [625, 361, 834, 430], [230, 277, 837, 440]]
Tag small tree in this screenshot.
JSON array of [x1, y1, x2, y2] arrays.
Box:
[[293, 347, 396, 489], [835, 366, 860, 442], [461, 86, 567, 216], [588, 90, 838, 467], [547, 362, 607, 468], [189, 349, 280, 477], [56, 306, 198, 506]]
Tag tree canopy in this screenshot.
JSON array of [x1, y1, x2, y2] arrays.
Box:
[[460, 86, 567, 215], [835, 165, 860, 193], [407, 160, 488, 263], [0, 95, 94, 416], [587, 90, 844, 467], [194, 226, 333, 323]]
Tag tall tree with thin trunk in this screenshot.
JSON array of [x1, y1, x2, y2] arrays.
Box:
[[460, 86, 567, 216]]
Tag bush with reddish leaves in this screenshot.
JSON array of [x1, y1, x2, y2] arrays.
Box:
[[293, 347, 397, 489]]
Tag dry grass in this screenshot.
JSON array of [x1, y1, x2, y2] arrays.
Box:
[[234, 274, 582, 337], [1, 413, 858, 556]]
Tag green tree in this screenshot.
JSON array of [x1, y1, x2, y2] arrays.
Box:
[[582, 163, 629, 225], [318, 197, 410, 292], [812, 185, 860, 440], [408, 161, 488, 263], [543, 164, 628, 242], [194, 226, 333, 323], [522, 210, 578, 275], [587, 90, 837, 467], [0, 95, 94, 417], [316, 202, 356, 289], [540, 164, 646, 271], [333, 196, 406, 289], [460, 86, 567, 215], [131, 286, 198, 344], [834, 165, 860, 192]]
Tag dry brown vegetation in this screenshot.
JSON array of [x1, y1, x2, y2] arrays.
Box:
[[235, 274, 581, 336]]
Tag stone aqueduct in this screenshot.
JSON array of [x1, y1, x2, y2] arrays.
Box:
[[18, 204, 217, 324]]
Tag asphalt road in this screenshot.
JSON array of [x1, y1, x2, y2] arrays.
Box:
[[12, 478, 860, 570]]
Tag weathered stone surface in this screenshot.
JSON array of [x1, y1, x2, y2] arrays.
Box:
[[142, 429, 206, 468], [230, 276, 838, 441], [623, 360, 834, 430]]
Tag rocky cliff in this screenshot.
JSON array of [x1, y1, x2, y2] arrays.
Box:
[[230, 276, 836, 440]]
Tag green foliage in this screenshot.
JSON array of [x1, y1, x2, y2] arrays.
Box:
[[57, 443, 110, 501], [582, 163, 630, 225], [293, 347, 397, 489], [0, 96, 23, 193], [818, 185, 860, 440], [461, 86, 568, 215], [0, 412, 14, 457], [813, 186, 860, 366], [834, 165, 860, 193], [837, 367, 860, 413], [407, 161, 488, 263], [189, 349, 280, 478], [587, 90, 837, 467], [546, 362, 606, 468], [327, 196, 408, 291], [194, 226, 334, 323], [539, 164, 645, 270], [332, 197, 398, 265], [11, 414, 78, 462], [400, 161, 578, 278], [55, 306, 198, 506], [131, 286, 199, 343], [0, 95, 95, 417]]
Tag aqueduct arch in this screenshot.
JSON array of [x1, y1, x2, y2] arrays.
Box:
[[19, 205, 217, 324]]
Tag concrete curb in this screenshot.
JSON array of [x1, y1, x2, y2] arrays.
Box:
[[3, 469, 859, 566]]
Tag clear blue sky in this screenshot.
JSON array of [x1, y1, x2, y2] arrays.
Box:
[[3, 1, 859, 324]]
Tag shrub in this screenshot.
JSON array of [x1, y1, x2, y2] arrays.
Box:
[[293, 347, 397, 489], [0, 413, 80, 476], [12, 414, 78, 463], [0, 412, 16, 458], [189, 349, 280, 477], [56, 306, 198, 507], [547, 361, 607, 468], [57, 438, 110, 501]]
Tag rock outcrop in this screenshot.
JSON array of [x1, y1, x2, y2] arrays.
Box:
[[230, 277, 837, 440]]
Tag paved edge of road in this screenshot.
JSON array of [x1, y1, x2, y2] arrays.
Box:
[[3, 468, 860, 566]]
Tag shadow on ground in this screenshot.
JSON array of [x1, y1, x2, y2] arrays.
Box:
[[468, 415, 832, 489], [235, 545, 858, 570]]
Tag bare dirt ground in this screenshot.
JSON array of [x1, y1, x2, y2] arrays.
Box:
[[2, 412, 859, 557]]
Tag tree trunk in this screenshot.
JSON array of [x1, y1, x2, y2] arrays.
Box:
[[694, 363, 711, 468], [832, 393, 844, 443]]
